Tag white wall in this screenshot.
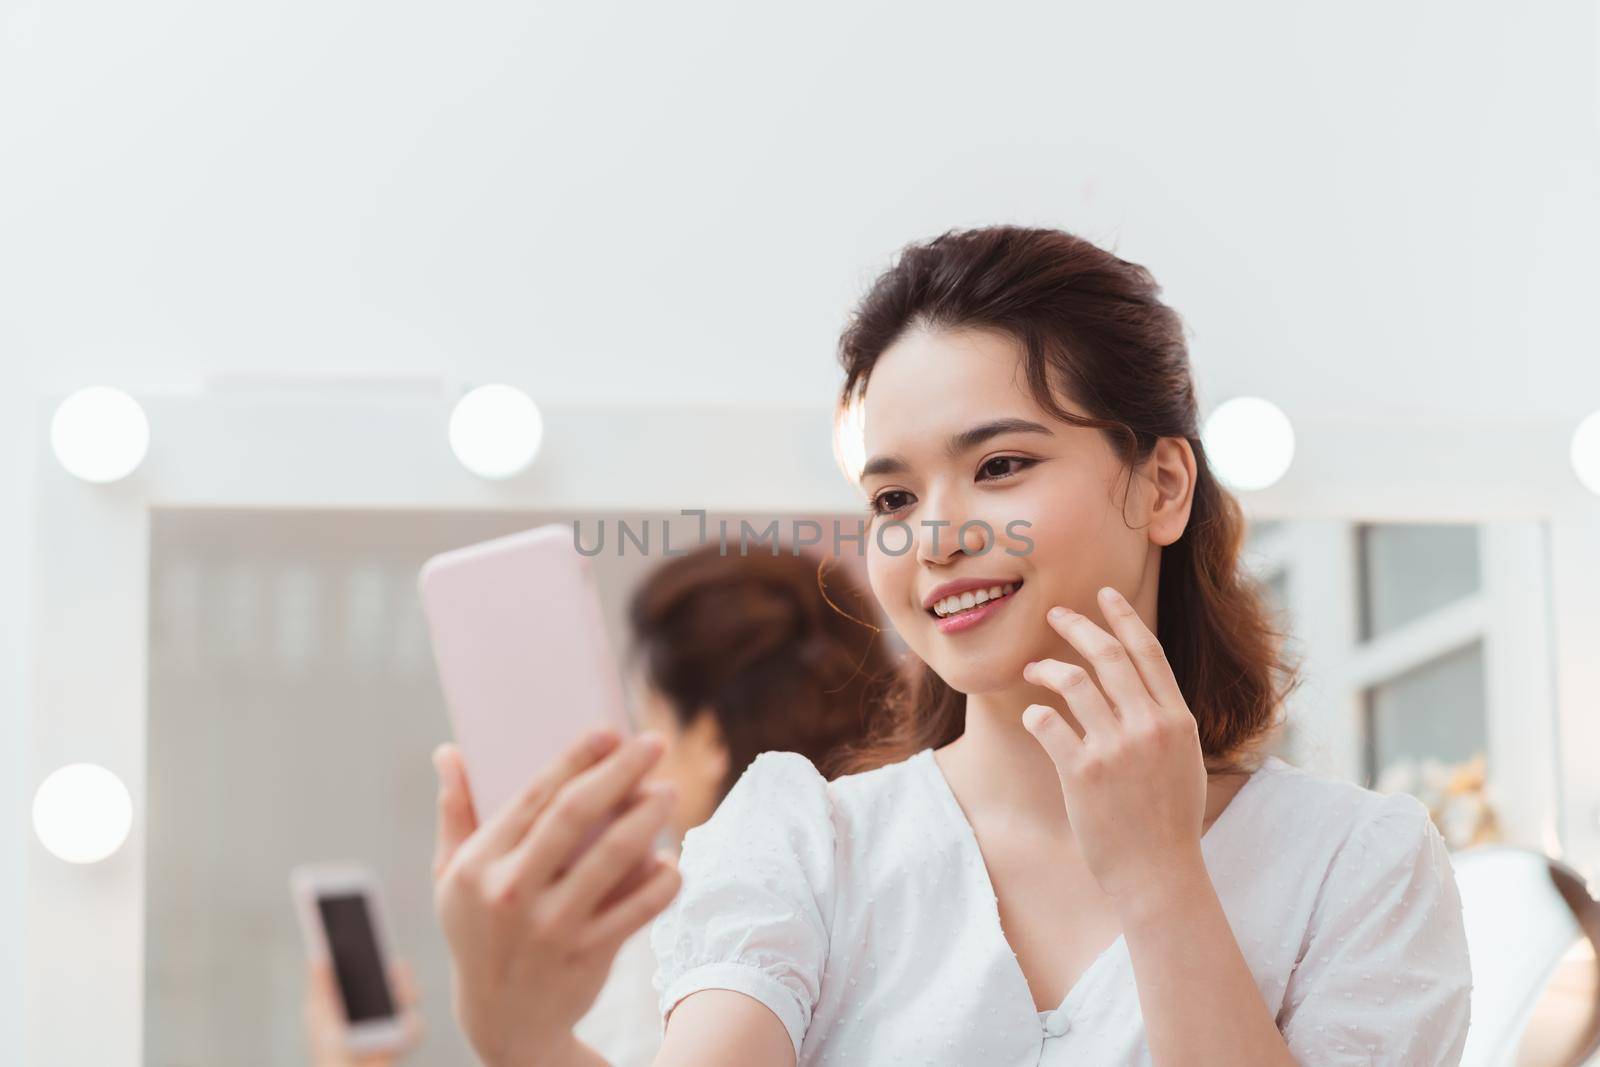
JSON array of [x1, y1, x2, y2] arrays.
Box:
[[4, 1, 1599, 1058]]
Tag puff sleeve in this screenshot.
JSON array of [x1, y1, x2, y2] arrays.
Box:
[[1277, 790, 1474, 1065], [649, 750, 836, 1063]]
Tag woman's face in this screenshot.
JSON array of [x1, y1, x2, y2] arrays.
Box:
[[857, 326, 1186, 698]]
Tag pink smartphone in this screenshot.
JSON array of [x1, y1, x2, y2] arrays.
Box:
[[418, 523, 633, 825]]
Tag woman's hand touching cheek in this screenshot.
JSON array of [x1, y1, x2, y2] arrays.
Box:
[[1020, 585, 1209, 909]]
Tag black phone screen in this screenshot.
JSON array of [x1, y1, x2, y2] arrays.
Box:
[[317, 893, 397, 1023]]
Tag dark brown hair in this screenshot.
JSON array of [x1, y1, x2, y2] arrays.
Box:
[[829, 225, 1302, 777], [627, 543, 897, 796]]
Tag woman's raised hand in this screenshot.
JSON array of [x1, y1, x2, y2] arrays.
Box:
[[431, 729, 682, 1067], [1020, 585, 1209, 906]]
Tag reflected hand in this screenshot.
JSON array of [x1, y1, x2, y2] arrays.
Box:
[[304, 957, 422, 1066]]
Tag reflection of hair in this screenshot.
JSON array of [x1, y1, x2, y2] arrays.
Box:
[[831, 225, 1303, 777], [627, 544, 896, 798]]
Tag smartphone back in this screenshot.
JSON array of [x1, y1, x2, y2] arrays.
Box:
[[418, 523, 632, 823]]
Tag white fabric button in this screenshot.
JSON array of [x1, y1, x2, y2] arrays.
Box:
[[1041, 1010, 1071, 1038]]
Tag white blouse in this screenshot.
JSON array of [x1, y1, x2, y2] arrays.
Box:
[[650, 746, 1473, 1066]]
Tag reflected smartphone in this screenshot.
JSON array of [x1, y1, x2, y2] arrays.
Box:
[[289, 862, 411, 1054], [417, 523, 634, 828]]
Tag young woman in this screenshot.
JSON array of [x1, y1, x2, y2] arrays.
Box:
[[430, 226, 1474, 1066]]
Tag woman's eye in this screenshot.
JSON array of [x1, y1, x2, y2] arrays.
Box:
[[979, 455, 1036, 480], [870, 490, 913, 516], [869, 459, 1033, 514]]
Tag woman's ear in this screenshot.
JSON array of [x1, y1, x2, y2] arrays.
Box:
[[1144, 437, 1197, 547]]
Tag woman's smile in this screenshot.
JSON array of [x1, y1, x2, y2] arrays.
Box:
[[923, 577, 1025, 634]]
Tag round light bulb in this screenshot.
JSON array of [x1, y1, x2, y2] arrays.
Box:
[[32, 763, 133, 864], [449, 384, 544, 480], [50, 386, 151, 483], [1202, 396, 1295, 492], [1570, 410, 1600, 496]]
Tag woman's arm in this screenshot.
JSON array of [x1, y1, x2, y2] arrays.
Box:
[[1117, 851, 1296, 1065], [1025, 591, 1470, 1064], [527, 990, 794, 1067], [652, 990, 796, 1067], [646, 752, 836, 1067], [1021, 588, 1295, 1066]]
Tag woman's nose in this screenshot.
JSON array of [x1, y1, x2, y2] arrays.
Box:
[[913, 493, 990, 564]]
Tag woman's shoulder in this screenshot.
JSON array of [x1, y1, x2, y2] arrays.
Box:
[[685, 747, 938, 882], [726, 749, 833, 800], [1255, 761, 1472, 1060], [718, 747, 932, 819], [1246, 753, 1443, 871], [1256, 753, 1432, 822], [689, 750, 836, 851], [652, 752, 848, 1059], [825, 746, 933, 805]]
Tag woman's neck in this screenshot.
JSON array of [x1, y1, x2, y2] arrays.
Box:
[[935, 683, 1251, 841], [934, 684, 1078, 840]]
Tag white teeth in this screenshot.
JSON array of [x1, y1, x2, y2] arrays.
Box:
[[932, 582, 1018, 618]]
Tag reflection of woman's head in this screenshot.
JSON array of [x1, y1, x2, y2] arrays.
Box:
[[627, 544, 892, 835], [832, 225, 1299, 777]]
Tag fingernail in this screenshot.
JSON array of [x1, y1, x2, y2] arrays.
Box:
[[1100, 586, 1123, 606], [639, 731, 665, 755], [1049, 606, 1071, 621]]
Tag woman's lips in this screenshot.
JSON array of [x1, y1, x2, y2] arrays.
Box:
[[931, 584, 1020, 635]]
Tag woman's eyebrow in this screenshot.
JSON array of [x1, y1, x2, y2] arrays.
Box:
[[858, 417, 1053, 480]]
